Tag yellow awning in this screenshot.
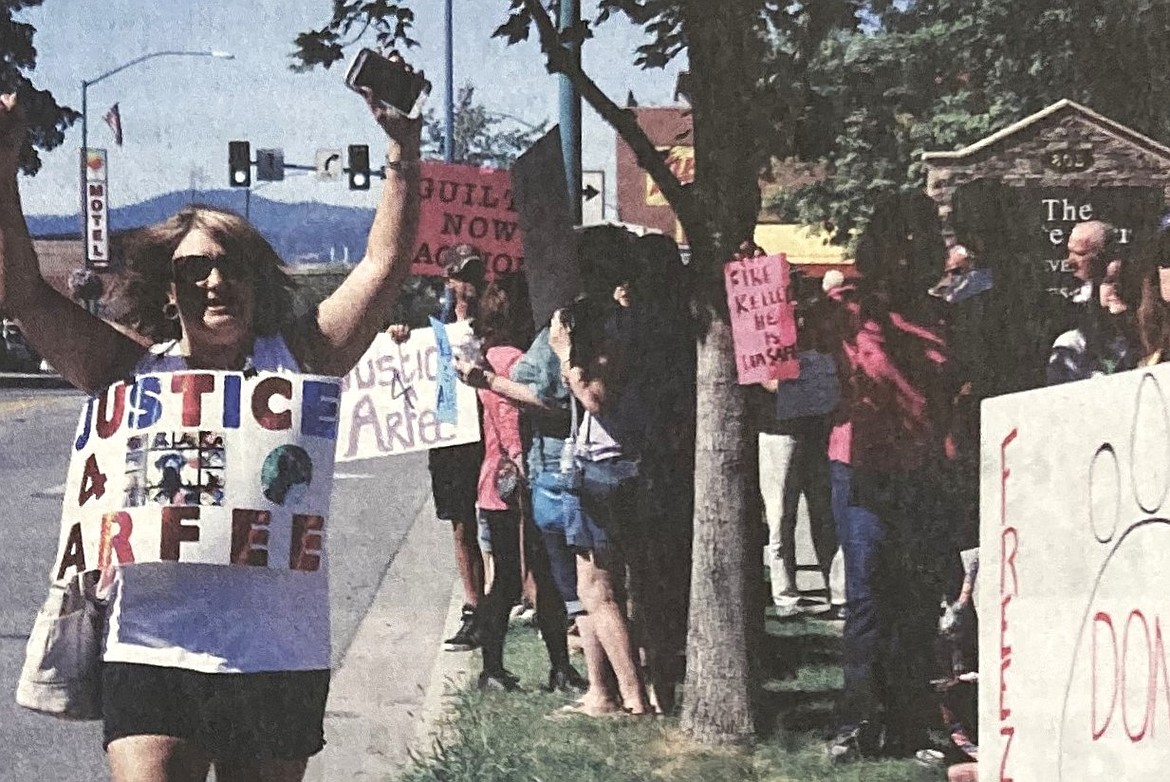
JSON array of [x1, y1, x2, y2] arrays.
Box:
[[752, 224, 849, 266]]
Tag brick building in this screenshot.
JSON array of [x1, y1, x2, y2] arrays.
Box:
[[614, 106, 852, 281]]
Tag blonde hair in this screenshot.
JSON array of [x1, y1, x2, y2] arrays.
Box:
[[121, 205, 295, 342]]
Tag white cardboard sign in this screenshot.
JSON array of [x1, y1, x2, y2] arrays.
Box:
[[52, 371, 341, 581], [981, 364, 1170, 781], [334, 325, 481, 462]]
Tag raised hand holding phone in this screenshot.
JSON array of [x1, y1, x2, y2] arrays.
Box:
[[346, 48, 431, 119]]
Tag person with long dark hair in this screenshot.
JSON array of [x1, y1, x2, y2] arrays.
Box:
[[826, 193, 957, 762], [460, 276, 584, 692]]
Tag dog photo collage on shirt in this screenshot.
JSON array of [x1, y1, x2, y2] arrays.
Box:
[[123, 431, 226, 508]]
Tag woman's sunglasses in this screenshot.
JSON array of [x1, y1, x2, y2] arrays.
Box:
[[172, 254, 252, 286]]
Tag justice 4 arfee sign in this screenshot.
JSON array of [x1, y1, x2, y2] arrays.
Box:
[[981, 364, 1170, 781], [410, 161, 522, 278], [724, 253, 799, 385], [334, 325, 481, 462], [52, 372, 340, 582]]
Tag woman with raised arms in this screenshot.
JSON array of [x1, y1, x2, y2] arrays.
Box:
[[0, 63, 420, 782]]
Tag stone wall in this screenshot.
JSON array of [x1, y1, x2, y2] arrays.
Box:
[[925, 110, 1170, 224]]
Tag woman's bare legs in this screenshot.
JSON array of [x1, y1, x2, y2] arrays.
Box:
[[108, 736, 310, 782], [107, 736, 211, 782], [576, 551, 648, 714], [572, 611, 618, 713]]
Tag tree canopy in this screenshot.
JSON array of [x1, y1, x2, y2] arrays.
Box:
[[773, 0, 1170, 242], [421, 83, 548, 168], [2, 0, 80, 174]]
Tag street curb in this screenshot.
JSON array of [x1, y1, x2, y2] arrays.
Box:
[[409, 589, 477, 762], [306, 498, 463, 781], [0, 373, 72, 390]]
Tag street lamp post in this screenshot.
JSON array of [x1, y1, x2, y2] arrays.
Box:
[[444, 0, 455, 164], [80, 49, 234, 158], [78, 49, 232, 268]]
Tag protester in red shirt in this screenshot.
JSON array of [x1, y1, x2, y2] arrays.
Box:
[[826, 194, 959, 763], [459, 277, 585, 694]]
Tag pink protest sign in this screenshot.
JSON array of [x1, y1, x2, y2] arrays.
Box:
[[724, 253, 799, 385], [411, 162, 522, 279]]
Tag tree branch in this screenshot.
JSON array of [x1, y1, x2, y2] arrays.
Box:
[[520, 0, 697, 229]]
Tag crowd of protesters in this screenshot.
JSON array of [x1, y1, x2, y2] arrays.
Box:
[[752, 192, 1170, 780], [405, 194, 1170, 781], [395, 227, 695, 716]]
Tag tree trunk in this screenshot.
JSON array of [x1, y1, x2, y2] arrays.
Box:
[[677, 0, 768, 744], [679, 315, 757, 742]]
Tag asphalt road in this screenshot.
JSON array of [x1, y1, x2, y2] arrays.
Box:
[[0, 387, 432, 780]]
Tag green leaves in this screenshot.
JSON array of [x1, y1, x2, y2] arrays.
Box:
[[1, 3, 80, 175], [289, 0, 417, 72], [770, 0, 1170, 247], [492, 6, 533, 45], [422, 83, 548, 168]]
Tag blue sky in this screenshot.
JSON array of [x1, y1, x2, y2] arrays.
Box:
[[16, 0, 684, 216]]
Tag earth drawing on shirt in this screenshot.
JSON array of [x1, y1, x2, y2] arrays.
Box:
[[261, 444, 314, 506]]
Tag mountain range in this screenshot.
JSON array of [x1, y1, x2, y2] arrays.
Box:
[[26, 190, 376, 264]]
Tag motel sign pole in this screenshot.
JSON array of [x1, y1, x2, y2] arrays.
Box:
[[78, 50, 234, 267]]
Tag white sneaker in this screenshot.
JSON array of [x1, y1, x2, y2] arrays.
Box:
[[800, 602, 832, 615]]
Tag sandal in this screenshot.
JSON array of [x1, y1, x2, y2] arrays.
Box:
[[545, 701, 622, 721]]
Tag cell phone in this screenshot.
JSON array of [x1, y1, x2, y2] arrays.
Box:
[[344, 48, 430, 119]]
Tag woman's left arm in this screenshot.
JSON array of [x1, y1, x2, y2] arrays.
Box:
[[290, 85, 422, 375], [548, 313, 611, 414]]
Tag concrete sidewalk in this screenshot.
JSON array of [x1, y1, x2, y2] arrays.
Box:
[[306, 499, 475, 781]]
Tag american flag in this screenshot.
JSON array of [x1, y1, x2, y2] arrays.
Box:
[[103, 103, 123, 146]]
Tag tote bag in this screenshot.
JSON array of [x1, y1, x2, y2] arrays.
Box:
[[15, 569, 105, 721]]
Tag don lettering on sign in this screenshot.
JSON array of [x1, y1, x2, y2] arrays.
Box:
[[724, 253, 799, 385]]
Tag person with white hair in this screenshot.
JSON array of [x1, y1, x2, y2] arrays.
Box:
[[822, 269, 846, 294], [1046, 221, 1139, 384]]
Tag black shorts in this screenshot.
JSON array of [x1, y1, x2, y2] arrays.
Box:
[[102, 663, 330, 762], [428, 441, 483, 523]]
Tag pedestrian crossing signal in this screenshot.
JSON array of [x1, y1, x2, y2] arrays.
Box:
[[228, 141, 251, 188], [348, 145, 370, 191]]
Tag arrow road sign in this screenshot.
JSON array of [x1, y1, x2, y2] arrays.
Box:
[[316, 148, 343, 182], [581, 170, 605, 225]]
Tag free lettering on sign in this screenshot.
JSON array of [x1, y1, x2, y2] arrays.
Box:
[[51, 371, 340, 581]]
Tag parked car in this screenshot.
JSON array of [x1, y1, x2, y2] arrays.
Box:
[[1, 319, 42, 372]]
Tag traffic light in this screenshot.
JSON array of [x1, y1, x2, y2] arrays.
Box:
[[228, 141, 251, 188], [348, 144, 370, 191], [256, 148, 285, 182]]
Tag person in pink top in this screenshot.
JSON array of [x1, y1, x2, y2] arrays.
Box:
[[462, 277, 584, 693], [825, 194, 958, 764]]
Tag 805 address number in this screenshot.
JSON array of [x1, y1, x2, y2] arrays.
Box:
[[1044, 148, 1094, 173]]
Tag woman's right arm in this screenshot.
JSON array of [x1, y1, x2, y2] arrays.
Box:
[[0, 95, 147, 393]]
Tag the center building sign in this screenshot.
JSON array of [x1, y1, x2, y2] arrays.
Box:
[[924, 99, 1170, 297]]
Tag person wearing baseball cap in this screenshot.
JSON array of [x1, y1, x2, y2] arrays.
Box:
[[442, 244, 487, 289], [386, 242, 490, 654]]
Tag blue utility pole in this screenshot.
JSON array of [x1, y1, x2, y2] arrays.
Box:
[[558, 0, 582, 223], [444, 0, 455, 163]]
